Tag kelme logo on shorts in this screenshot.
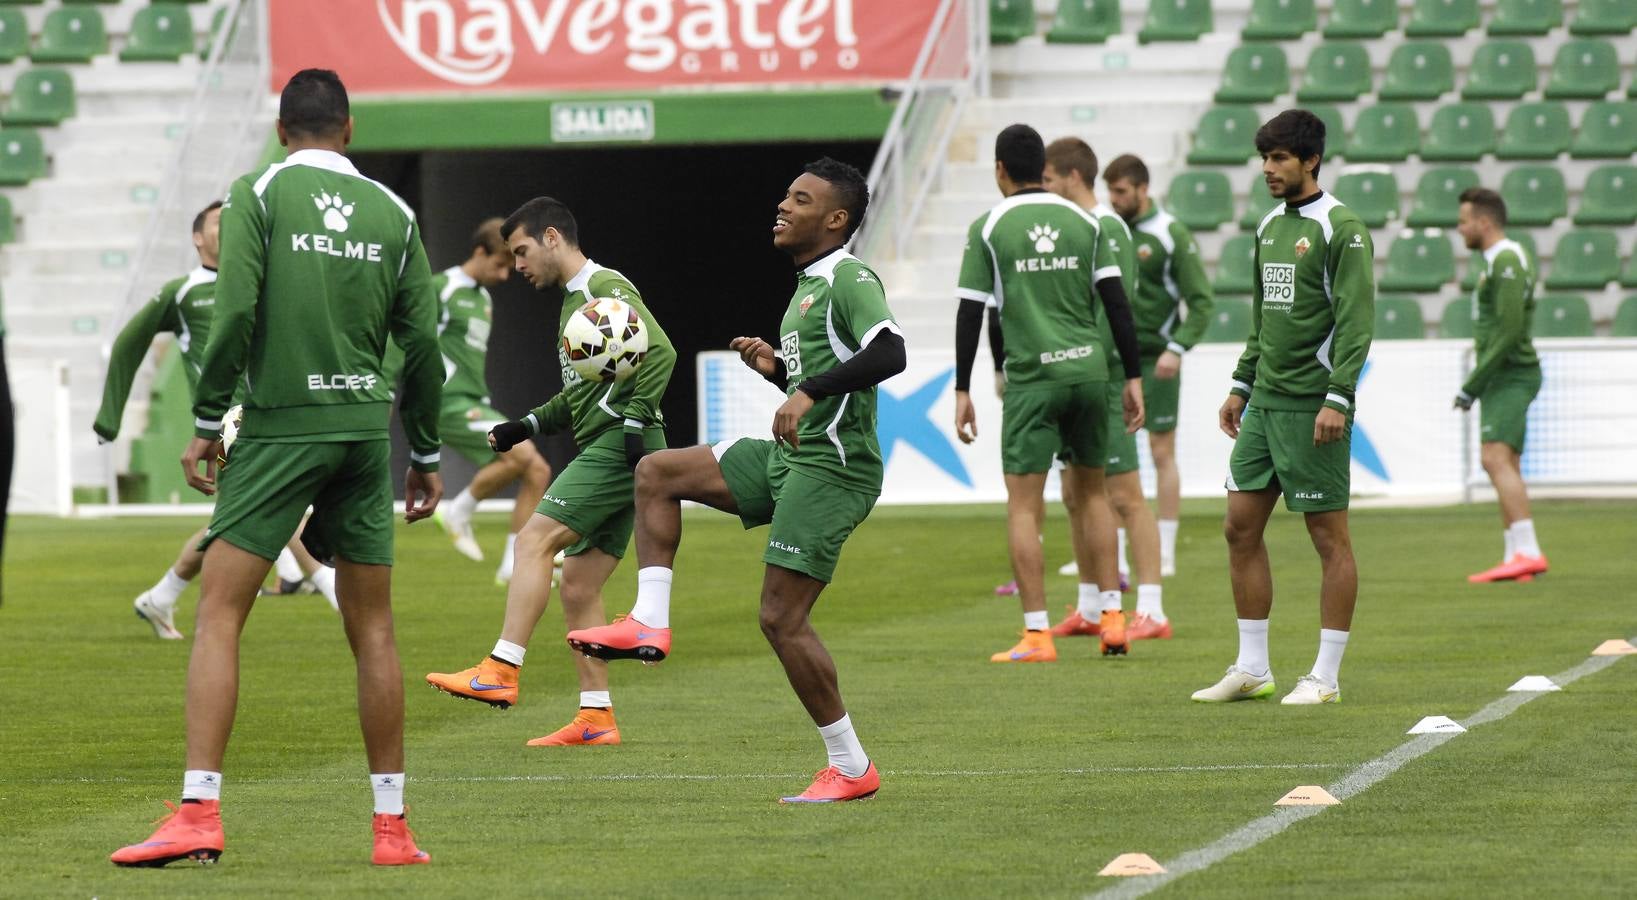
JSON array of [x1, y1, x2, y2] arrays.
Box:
[[770, 540, 803, 555], [1262, 263, 1295, 312], [1294, 491, 1326, 500]]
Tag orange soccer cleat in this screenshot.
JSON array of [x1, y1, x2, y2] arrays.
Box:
[[1126, 613, 1173, 641], [566, 615, 670, 663], [779, 763, 880, 804], [371, 811, 431, 866], [990, 629, 1057, 663], [526, 707, 621, 747], [1468, 554, 1549, 584], [1049, 607, 1101, 637], [1099, 610, 1129, 656], [425, 656, 520, 708], [110, 800, 224, 868]]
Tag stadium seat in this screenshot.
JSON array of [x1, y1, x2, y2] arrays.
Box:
[[1544, 229, 1621, 289], [1421, 102, 1496, 161], [1242, 0, 1316, 40], [1201, 297, 1253, 342], [202, 5, 229, 58], [1297, 42, 1373, 102], [1332, 170, 1400, 227], [1380, 230, 1456, 293], [1573, 165, 1637, 225], [1166, 171, 1234, 230], [990, 0, 1035, 44], [1323, 0, 1397, 37], [1187, 106, 1261, 165], [1543, 39, 1621, 99], [0, 9, 26, 63], [1405, 0, 1480, 36], [1380, 42, 1455, 101], [1461, 231, 1537, 290], [1568, 0, 1637, 36], [1461, 41, 1537, 99], [0, 194, 13, 245], [1495, 102, 1572, 159], [1532, 295, 1593, 337], [1488, 0, 1562, 35], [1375, 295, 1426, 339], [1241, 176, 1280, 230], [1624, 254, 1637, 288], [1213, 234, 1257, 294], [31, 6, 107, 62], [1439, 298, 1475, 338], [1138, 0, 1212, 43], [122, 4, 196, 62], [1570, 101, 1637, 158], [1214, 44, 1290, 103], [1308, 103, 1346, 160], [1407, 166, 1480, 227], [1501, 166, 1567, 226], [1610, 296, 1637, 336], [0, 128, 46, 185], [1046, 0, 1122, 43], [1346, 103, 1420, 162], [1, 69, 76, 127]]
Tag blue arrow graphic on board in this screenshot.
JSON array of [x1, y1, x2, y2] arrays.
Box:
[[876, 367, 972, 487], [1351, 361, 1388, 481]]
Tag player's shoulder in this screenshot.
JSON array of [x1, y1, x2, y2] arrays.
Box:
[[587, 265, 641, 299], [1491, 243, 1530, 276], [155, 273, 189, 303], [831, 254, 886, 297]]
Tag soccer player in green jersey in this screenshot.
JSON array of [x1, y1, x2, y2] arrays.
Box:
[[567, 158, 905, 803], [429, 218, 554, 583], [112, 69, 443, 867], [952, 124, 1145, 663], [425, 197, 677, 748], [1191, 110, 1374, 707], [1453, 188, 1547, 584], [1104, 153, 1215, 578]]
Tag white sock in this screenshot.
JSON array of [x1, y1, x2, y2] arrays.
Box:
[[1136, 584, 1165, 621], [309, 566, 338, 612], [1076, 582, 1101, 618], [450, 488, 478, 521], [497, 533, 518, 577], [371, 773, 404, 816], [182, 770, 222, 802], [1159, 519, 1179, 562], [1236, 618, 1270, 676], [1312, 629, 1350, 686], [1100, 589, 1122, 613], [491, 639, 526, 667], [579, 690, 611, 709], [1023, 609, 1050, 631], [631, 567, 673, 628], [1116, 528, 1130, 577], [274, 548, 303, 583], [150, 569, 189, 607], [1510, 519, 1541, 558], [1503, 527, 1515, 562], [817, 714, 869, 778]]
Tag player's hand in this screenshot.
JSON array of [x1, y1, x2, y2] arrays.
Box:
[[1220, 393, 1247, 438], [993, 369, 1006, 400], [1453, 392, 1473, 411], [1154, 350, 1182, 379], [729, 336, 778, 378], [1314, 406, 1347, 446], [954, 390, 978, 444], [772, 389, 814, 448], [404, 468, 442, 523], [181, 436, 220, 496], [1122, 378, 1146, 434], [489, 420, 531, 453]]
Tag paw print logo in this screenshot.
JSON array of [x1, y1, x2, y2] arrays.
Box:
[[313, 192, 355, 233], [1027, 224, 1059, 254]]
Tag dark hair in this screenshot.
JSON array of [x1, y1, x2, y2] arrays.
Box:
[[1254, 109, 1326, 179], [470, 217, 508, 255], [192, 200, 223, 234], [1103, 153, 1149, 188], [1458, 187, 1507, 227], [803, 156, 870, 240], [279, 68, 350, 140], [1044, 137, 1098, 186], [995, 123, 1045, 184], [502, 197, 580, 248]]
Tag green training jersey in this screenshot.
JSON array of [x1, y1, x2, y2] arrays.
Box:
[[957, 189, 1122, 389], [1131, 202, 1215, 357], [1092, 202, 1139, 379], [777, 248, 901, 496], [94, 266, 217, 441], [194, 148, 443, 471], [1461, 238, 1539, 399], [432, 266, 494, 402], [526, 261, 676, 448], [1231, 192, 1375, 415]]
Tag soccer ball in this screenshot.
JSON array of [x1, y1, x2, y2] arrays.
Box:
[[562, 295, 649, 384], [217, 405, 243, 468]]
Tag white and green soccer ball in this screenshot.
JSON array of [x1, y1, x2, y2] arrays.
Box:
[[216, 404, 244, 468], [562, 295, 649, 384]]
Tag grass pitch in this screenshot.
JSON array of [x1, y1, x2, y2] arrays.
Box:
[[2, 500, 1633, 897]]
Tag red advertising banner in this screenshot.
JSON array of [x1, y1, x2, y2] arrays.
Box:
[[270, 0, 948, 95]]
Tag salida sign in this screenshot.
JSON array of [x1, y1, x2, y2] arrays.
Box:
[[269, 0, 949, 94]]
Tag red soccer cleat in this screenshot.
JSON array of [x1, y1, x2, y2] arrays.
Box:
[[371, 811, 431, 866], [566, 614, 670, 662], [1049, 607, 1101, 637], [110, 800, 224, 868], [1099, 610, 1129, 656], [779, 763, 880, 804], [526, 707, 621, 747], [1468, 554, 1549, 584], [1127, 613, 1173, 641]]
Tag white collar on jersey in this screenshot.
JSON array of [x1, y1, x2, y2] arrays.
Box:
[[563, 259, 603, 294], [443, 265, 477, 290], [799, 246, 854, 284], [1482, 238, 1525, 267], [282, 148, 361, 177]]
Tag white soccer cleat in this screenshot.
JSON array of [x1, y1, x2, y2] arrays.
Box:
[[133, 591, 184, 640], [1191, 665, 1276, 702], [436, 509, 484, 562], [1281, 674, 1340, 705], [1057, 560, 1078, 576]]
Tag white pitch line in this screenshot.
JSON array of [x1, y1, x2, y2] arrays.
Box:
[[1088, 642, 1634, 900]]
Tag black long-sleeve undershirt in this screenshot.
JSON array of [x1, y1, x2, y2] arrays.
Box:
[[1099, 277, 1143, 381], [954, 298, 986, 392], [796, 331, 906, 399]]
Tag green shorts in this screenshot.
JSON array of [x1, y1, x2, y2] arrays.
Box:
[[1102, 380, 1140, 476], [1141, 354, 1181, 433], [1002, 381, 1108, 475], [441, 397, 506, 466], [537, 427, 666, 559], [1478, 369, 1541, 454], [713, 438, 877, 583], [203, 438, 395, 566], [1227, 406, 1352, 512]]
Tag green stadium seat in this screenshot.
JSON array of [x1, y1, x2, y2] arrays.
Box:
[[1241, 175, 1280, 230], [0, 1, 44, 5], [0, 9, 26, 63], [1568, 0, 1637, 36], [31, 6, 108, 62], [1307, 102, 1346, 160], [1488, 0, 1562, 35], [1166, 170, 1234, 230], [1422, 102, 1496, 161], [1, 69, 76, 127], [1375, 295, 1426, 339], [1623, 253, 1637, 288], [1138, 0, 1212, 43], [1461, 41, 1537, 100], [1544, 229, 1621, 289], [1323, 0, 1396, 38], [0, 194, 13, 245], [1242, 0, 1315, 40], [1380, 42, 1455, 101], [1187, 106, 1261, 165], [1297, 41, 1373, 102], [1405, 0, 1480, 36], [1571, 101, 1637, 158], [1610, 296, 1637, 336], [1495, 102, 1572, 159], [1213, 234, 1257, 295], [1532, 295, 1593, 336], [1543, 39, 1621, 99], [1501, 166, 1567, 226], [1214, 44, 1289, 103], [1407, 166, 1480, 227], [121, 4, 196, 62], [1345, 103, 1420, 162], [1046, 0, 1121, 43], [1380, 230, 1456, 292], [0, 128, 46, 185], [1439, 298, 1475, 338], [1461, 231, 1537, 290], [990, 0, 1035, 44], [1332, 170, 1400, 227], [1201, 296, 1252, 343], [1573, 165, 1637, 225]]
